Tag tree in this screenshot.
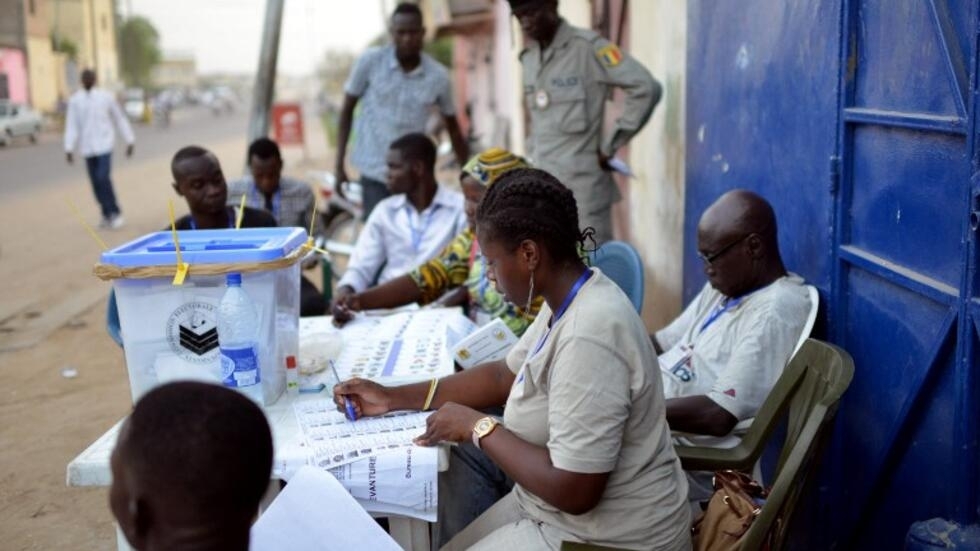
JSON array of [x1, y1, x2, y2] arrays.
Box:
[[51, 34, 78, 61], [424, 37, 453, 69], [118, 17, 161, 88]]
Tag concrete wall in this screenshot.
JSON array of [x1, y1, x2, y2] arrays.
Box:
[[0, 0, 25, 49], [626, 0, 687, 330], [89, 0, 116, 85], [50, 0, 86, 67], [51, 0, 118, 88], [559, 0, 591, 27], [496, 1, 522, 155], [26, 35, 60, 111], [0, 47, 29, 102], [24, 0, 48, 37], [24, 0, 64, 112]]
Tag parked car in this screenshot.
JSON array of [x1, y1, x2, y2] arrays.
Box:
[[201, 86, 237, 116], [0, 101, 42, 146], [122, 88, 148, 122]]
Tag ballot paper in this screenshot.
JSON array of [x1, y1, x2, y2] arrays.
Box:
[[450, 318, 519, 369], [329, 445, 439, 522], [444, 312, 479, 350], [320, 308, 462, 383], [250, 465, 401, 551], [294, 399, 432, 468]]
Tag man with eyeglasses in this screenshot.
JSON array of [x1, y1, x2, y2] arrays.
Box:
[[651, 189, 812, 503]]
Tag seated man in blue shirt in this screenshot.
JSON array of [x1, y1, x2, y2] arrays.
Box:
[[331, 133, 466, 318], [227, 137, 319, 233]]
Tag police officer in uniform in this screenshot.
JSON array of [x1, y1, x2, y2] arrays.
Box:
[[508, 0, 661, 243]]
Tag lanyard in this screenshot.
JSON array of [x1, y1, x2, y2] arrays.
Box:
[[252, 185, 280, 222], [515, 268, 593, 385], [189, 207, 235, 230], [406, 204, 439, 254], [697, 294, 748, 335], [530, 268, 593, 358]]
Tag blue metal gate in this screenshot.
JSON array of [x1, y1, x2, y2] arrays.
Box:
[[686, 1, 979, 547], [832, 1, 978, 547]]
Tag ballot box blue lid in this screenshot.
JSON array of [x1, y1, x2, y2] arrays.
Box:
[[101, 227, 308, 267]]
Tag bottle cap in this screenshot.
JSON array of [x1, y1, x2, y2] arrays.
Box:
[[226, 273, 242, 286], [286, 355, 296, 369]]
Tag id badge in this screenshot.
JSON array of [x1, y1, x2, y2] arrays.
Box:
[[510, 364, 530, 399], [658, 343, 695, 383]]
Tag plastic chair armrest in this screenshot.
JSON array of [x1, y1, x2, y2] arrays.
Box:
[[561, 542, 632, 551], [676, 442, 757, 472]]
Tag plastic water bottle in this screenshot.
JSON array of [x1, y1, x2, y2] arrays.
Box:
[[217, 273, 263, 403]]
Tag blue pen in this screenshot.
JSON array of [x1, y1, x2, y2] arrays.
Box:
[[329, 360, 357, 421]]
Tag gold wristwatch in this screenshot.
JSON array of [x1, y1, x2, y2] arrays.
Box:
[[471, 416, 500, 449]]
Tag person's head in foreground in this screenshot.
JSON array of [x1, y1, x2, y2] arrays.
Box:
[[110, 382, 273, 551], [459, 147, 529, 229], [385, 132, 437, 195], [246, 137, 284, 196], [171, 145, 228, 218], [475, 167, 588, 310], [696, 188, 787, 298]]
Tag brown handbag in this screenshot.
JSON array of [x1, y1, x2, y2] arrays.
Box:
[[691, 470, 769, 551]]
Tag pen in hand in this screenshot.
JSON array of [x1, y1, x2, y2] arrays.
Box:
[[329, 360, 358, 421]]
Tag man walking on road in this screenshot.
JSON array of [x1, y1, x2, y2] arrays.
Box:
[[508, 0, 661, 243], [334, 2, 468, 220], [64, 68, 135, 230]]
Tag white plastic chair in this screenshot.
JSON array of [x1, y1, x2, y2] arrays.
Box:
[[730, 284, 819, 435]]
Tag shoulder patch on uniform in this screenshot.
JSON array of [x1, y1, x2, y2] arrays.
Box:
[[596, 44, 623, 67]]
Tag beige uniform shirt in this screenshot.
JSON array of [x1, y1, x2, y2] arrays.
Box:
[[503, 269, 691, 550], [521, 20, 661, 217]]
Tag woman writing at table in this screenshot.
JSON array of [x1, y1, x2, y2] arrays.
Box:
[[334, 169, 691, 550], [331, 148, 543, 337]]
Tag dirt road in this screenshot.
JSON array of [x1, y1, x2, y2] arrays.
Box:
[[0, 106, 329, 549]]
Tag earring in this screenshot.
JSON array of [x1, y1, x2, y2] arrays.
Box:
[[524, 270, 535, 320]]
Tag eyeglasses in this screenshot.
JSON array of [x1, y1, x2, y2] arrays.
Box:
[[697, 233, 753, 266]]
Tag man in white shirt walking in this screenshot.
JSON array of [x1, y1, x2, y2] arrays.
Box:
[[64, 69, 135, 229], [331, 133, 466, 317]]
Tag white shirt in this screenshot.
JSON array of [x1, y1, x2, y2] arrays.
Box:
[[337, 185, 466, 292], [655, 274, 811, 448], [63, 88, 134, 157]]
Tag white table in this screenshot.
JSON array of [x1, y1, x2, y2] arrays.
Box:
[[68, 313, 458, 551]]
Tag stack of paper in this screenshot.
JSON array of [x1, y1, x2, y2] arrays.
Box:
[[251, 466, 402, 551], [449, 318, 519, 369], [292, 399, 438, 521]]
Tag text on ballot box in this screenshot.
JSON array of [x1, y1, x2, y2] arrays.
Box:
[[96, 227, 307, 405]]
